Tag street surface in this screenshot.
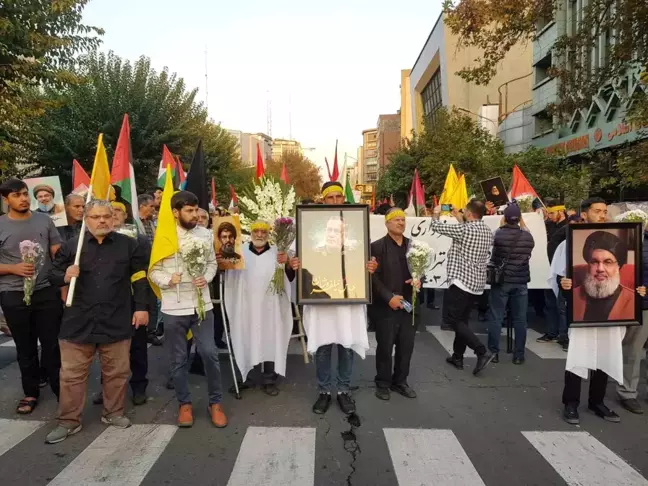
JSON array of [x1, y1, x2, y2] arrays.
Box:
[[1, 305, 647, 486]]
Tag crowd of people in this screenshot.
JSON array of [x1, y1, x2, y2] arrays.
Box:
[[0, 176, 647, 447]]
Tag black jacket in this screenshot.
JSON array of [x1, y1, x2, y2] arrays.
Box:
[[490, 224, 535, 284], [547, 225, 568, 263]]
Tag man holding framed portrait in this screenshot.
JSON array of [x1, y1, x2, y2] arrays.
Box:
[[549, 197, 646, 425], [293, 181, 377, 416]]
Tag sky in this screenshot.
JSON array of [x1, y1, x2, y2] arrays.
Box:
[[82, 0, 443, 176]]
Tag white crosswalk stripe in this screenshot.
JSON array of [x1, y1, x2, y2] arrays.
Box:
[[227, 426, 316, 486], [384, 428, 486, 485], [0, 418, 45, 457], [523, 431, 648, 486], [425, 326, 566, 360]]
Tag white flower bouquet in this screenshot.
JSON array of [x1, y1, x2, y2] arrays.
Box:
[[116, 224, 138, 239], [179, 237, 210, 321], [615, 209, 648, 228], [269, 216, 296, 295], [19, 240, 44, 305], [406, 240, 434, 326], [238, 177, 296, 236]]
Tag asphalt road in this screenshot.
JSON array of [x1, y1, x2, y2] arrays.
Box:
[[1, 304, 647, 486]]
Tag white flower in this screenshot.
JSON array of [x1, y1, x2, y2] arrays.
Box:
[[615, 209, 648, 228]]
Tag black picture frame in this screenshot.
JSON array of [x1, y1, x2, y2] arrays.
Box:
[[480, 177, 509, 207], [566, 222, 643, 328], [296, 204, 371, 305]]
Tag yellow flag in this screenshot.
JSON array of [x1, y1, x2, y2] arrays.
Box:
[[439, 164, 459, 205], [90, 134, 114, 200], [148, 167, 179, 299], [449, 174, 469, 209]]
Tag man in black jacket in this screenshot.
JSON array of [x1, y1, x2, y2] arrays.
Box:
[[371, 208, 419, 400], [487, 204, 535, 364]]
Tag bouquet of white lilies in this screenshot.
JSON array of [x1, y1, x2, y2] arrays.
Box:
[[179, 237, 210, 321]]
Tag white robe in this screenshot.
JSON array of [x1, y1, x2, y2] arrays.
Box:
[[303, 305, 369, 359], [224, 245, 293, 380], [549, 240, 626, 383]]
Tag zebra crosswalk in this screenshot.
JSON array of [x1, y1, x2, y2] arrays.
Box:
[[1, 418, 646, 485]]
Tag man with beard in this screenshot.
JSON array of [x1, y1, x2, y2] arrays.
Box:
[[149, 191, 225, 428], [551, 198, 646, 424], [292, 181, 378, 415], [573, 231, 635, 321], [0, 179, 63, 415], [33, 184, 65, 217], [46, 199, 149, 443], [216, 221, 242, 266], [223, 220, 295, 396], [58, 194, 85, 242]]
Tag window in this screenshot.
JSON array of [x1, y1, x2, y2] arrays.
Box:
[[421, 70, 443, 124], [534, 52, 552, 85], [533, 110, 552, 136]]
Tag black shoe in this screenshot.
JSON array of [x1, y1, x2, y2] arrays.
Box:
[[155, 327, 164, 337], [559, 340, 569, 352], [262, 384, 280, 397], [312, 393, 332, 414], [228, 381, 253, 394], [563, 404, 580, 425], [589, 403, 621, 422], [39, 378, 49, 388], [491, 353, 499, 364], [446, 355, 464, 370], [132, 394, 147, 406], [513, 356, 525, 365], [92, 392, 103, 405], [473, 351, 494, 376], [165, 378, 175, 390], [391, 384, 417, 399], [337, 392, 356, 414], [619, 398, 644, 415], [536, 334, 557, 343], [375, 387, 390, 401], [215, 340, 228, 350], [147, 335, 163, 346]]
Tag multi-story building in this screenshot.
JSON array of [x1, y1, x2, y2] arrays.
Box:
[[376, 114, 401, 172], [226, 130, 272, 167], [529, 6, 647, 159], [403, 13, 533, 137], [362, 129, 378, 183], [271, 138, 303, 160]]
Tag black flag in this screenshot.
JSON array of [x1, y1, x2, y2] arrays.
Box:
[[185, 140, 209, 212]]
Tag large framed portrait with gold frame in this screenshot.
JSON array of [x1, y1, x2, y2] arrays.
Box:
[[296, 204, 371, 305]]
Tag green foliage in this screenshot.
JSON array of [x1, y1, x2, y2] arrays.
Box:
[[32, 51, 243, 193], [265, 152, 322, 199]]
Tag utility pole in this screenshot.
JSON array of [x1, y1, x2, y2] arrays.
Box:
[[266, 90, 272, 137], [289, 94, 292, 141], [204, 45, 209, 113]]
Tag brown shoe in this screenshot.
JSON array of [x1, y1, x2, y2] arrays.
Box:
[[178, 404, 193, 428], [209, 404, 228, 428]]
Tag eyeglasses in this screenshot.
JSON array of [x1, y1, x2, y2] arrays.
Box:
[[588, 259, 618, 268]]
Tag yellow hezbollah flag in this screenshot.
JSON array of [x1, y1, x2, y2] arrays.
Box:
[[148, 167, 179, 299], [449, 173, 469, 210], [90, 134, 114, 200], [439, 164, 459, 205]]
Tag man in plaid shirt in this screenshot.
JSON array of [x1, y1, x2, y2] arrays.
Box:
[[431, 200, 495, 376]]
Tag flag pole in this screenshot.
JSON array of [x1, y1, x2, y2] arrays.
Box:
[[174, 253, 181, 303], [220, 272, 241, 399], [65, 184, 94, 307]]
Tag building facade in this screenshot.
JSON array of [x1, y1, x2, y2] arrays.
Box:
[[404, 13, 533, 137], [376, 114, 401, 172], [362, 129, 378, 183], [271, 139, 303, 160], [226, 130, 272, 167]]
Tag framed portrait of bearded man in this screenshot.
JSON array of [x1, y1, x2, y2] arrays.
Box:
[[566, 222, 643, 328], [214, 215, 245, 271], [296, 204, 371, 305]]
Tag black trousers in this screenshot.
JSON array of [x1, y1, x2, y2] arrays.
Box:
[[375, 309, 416, 388], [562, 369, 608, 406], [246, 362, 278, 385], [146, 292, 159, 336], [0, 286, 62, 398], [129, 325, 148, 395], [442, 285, 486, 358]]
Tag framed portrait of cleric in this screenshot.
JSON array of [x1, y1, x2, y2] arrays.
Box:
[[566, 223, 643, 328], [23, 176, 67, 227], [296, 204, 371, 305], [480, 176, 509, 207], [214, 215, 245, 271]]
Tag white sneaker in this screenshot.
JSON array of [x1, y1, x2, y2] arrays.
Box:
[[101, 415, 131, 429]]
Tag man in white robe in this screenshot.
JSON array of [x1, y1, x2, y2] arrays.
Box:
[[224, 220, 294, 396], [293, 182, 378, 416], [550, 197, 645, 425]]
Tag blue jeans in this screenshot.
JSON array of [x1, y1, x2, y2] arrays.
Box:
[[164, 310, 222, 405], [544, 289, 568, 342], [315, 344, 354, 393], [487, 283, 528, 358]]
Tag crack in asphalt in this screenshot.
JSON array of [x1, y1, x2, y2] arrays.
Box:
[[341, 413, 361, 486]]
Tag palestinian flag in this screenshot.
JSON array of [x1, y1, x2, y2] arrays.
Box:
[[344, 177, 355, 203], [110, 114, 143, 230], [157, 145, 178, 188]]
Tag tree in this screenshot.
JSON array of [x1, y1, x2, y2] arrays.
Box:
[[0, 0, 102, 173], [266, 152, 322, 199], [33, 51, 242, 193], [442, 0, 648, 123]]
